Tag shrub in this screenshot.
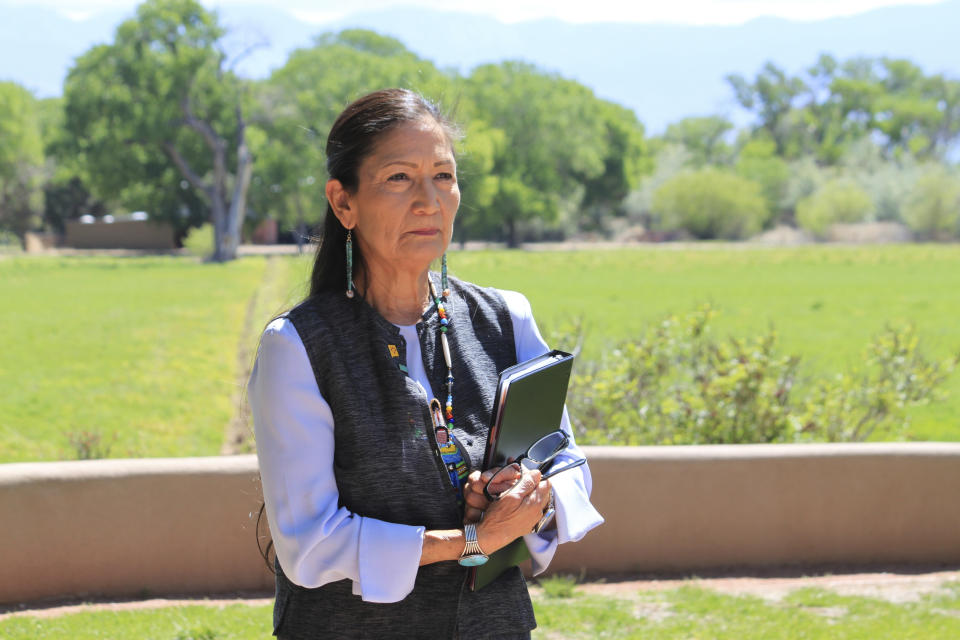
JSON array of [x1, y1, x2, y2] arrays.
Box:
[[841, 139, 921, 223], [795, 179, 874, 238], [735, 137, 789, 224], [568, 306, 799, 445], [781, 156, 830, 217], [651, 168, 768, 239], [565, 307, 957, 445], [182, 223, 214, 258], [0, 230, 23, 254], [622, 143, 692, 225], [796, 325, 959, 442], [902, 168, 960, 240]]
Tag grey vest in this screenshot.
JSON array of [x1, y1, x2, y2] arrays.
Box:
[[273, 275, 536, 639]]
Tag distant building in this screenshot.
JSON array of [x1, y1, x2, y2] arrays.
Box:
[[64, 215, 176, 250], [250, 218, 278, 244]]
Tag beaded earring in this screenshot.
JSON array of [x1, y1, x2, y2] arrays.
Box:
[[345, 229, 355, 298], [441, 253, 450, 297]]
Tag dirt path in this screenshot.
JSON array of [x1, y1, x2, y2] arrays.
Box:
[[5, 569, 959, 621], [0, 597, 274, 621], [558, 568, 960, 604], [222, 255, 284, 455]]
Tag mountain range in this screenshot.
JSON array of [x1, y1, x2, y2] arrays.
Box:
[[1, 0, 958, 132]]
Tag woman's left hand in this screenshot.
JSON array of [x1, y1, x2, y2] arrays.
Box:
[[463, 468, 499, 524]]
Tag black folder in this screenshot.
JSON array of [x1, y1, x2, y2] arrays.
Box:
[[469, 349, 574, 591]]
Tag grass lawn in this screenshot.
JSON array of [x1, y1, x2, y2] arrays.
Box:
[[532, 581, 960, 639], [2, 244, 958, 463], [446, 245, 960, 442], [3, 582, 959, 639], [0, 604, 270, 640], [0, 256, 274, 463]]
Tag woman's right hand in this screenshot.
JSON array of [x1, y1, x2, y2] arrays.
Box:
[[475, 466, 552, 554]]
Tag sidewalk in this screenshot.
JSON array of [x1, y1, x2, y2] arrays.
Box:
[[4, 568, 959, 621], [564, 568, 960, 603]]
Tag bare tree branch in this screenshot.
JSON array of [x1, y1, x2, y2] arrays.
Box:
[[179, 90, 228, 202], [225, 37, 269, 74], [228, 107, 253, 223], [180, 95, 223, 155], [162, 141, 212, 195]]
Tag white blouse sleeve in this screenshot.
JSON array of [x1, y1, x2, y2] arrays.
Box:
[[248, 317, 425, 603], [498, 289, 605, 576]]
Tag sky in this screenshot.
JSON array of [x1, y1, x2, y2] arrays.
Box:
[[1, 0, 948, 25]]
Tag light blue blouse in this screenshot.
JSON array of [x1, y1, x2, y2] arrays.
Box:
[[249, 289, 603, 603]]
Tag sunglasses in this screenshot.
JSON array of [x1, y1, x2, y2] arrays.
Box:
[[482, 430, 587, 502]]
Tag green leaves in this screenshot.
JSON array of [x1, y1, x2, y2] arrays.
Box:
[[901, 167, 960, 240], [247, 41, 650, 246], [796, 179, 875, 238], [732, 55, 960, 163], [663, 116, 734, 167], [568, 305, 799, 445], [249, 30, 452, 233], [0, 82, 44, 175], [797, 324, 959, 442], [566, 306, 957, 445], [60, 0, 248, 238], [43, 16, 958, 246], [0, 81, 45, 244], [460, 61, 649, 244], [652, 168, 768, 240]]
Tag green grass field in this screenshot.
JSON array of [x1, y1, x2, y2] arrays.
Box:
[[0, 256, 271, 462], [2, 245, 958, 463], [447, 245, 960, 442], [3, 582, 959, 639], [532, 582, 960, 639]]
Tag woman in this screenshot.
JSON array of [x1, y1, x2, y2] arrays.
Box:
[[249, 88, 603, 639]]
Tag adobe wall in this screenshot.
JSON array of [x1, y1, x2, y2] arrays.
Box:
[[64, 219, 176, 250], [3, 443, 959, 605]]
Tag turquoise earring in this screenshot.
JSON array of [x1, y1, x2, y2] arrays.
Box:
[[441, 253, 450, 297], [345, 229, 355, 298]]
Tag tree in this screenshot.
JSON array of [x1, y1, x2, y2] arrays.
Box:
[[870, 59, 960, 159], [622, 143, 693, 228], [464, 62, 647, 246], [727, 62, 807, 156], [662, 116, 733, 166], [42, 177, 106, 233], [734, 135, 789, 226], [249, 30, 453, 247], [840, 138, 921, 223], [34, 97, 110, 233], [62, 0, 253, 260], [732, 55, 960, 165], [577, 101, 650, 233], [0, 82, 44, 247], [453, 119, 506, 243]]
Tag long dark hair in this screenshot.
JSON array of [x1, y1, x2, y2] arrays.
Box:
[[309, 88, 459, 297], [256, 89, 459, 573]]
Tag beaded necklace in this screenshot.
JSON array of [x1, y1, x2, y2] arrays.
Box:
[[427, 274, 469, 505]]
